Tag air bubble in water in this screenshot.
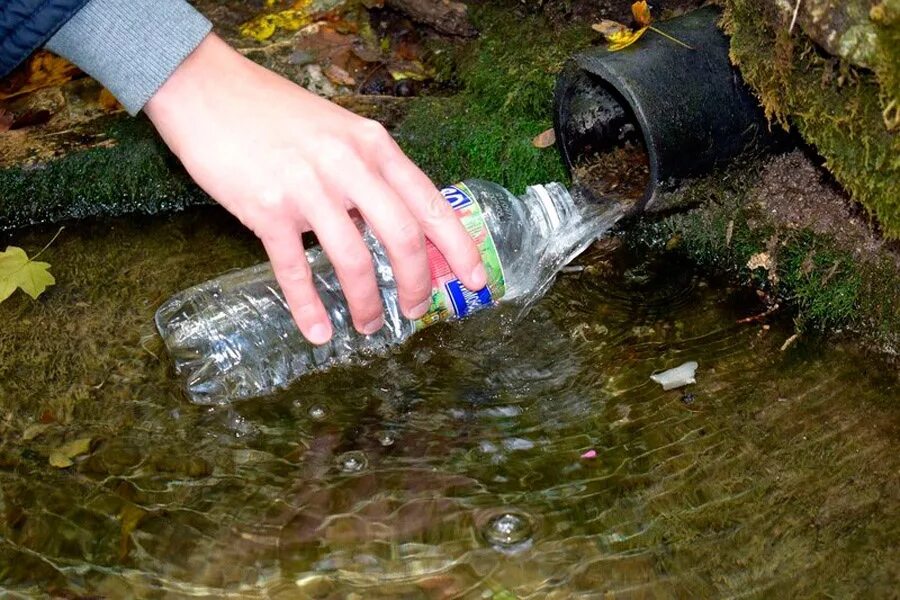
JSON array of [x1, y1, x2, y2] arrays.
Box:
[[337, 451, 368, 473], [377, 431, 396, 447], [308, 405, 327, 420], [482, 511, 534, 553]]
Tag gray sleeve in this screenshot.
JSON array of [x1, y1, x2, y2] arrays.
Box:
[[45, 0, 212, 115]]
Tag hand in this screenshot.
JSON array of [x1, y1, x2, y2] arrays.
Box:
[[144, 34, 487, 345]]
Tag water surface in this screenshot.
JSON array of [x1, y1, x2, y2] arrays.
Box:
[[1, 209, 897, 598]]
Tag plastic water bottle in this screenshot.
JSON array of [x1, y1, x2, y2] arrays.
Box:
[[156, 180, 599, 404]]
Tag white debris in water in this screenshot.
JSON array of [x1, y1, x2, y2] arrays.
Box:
[[650, 361, 699, 390]]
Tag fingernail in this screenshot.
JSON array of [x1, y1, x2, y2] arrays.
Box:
[[362, 316, 384, 335], [471, 264, 488, 289], [409, 298, 431, 319], [308, 323, 331, 345]]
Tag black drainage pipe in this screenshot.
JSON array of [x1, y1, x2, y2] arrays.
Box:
[[553, 6, 774, 211]]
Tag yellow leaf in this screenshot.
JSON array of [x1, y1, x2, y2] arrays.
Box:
[[48, 437, 93, 468], [0, 246, 55, 303], [22, 423, 52, 441], [239, 1, 315, 41], [632, 1, 652, 27], [532, 127, 556, 148], [607, 26, 649, 51]]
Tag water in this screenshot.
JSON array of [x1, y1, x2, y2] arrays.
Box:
[[156, 180, 620, 404], [0, 208, 898, 598]]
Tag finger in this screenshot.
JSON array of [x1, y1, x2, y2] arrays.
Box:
[[298, 184, 385, 336], [261, 225, 332, 345], [336, 157, 432, 320], [372, 133, 487, 291]]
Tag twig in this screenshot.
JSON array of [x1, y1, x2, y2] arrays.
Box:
[[649, 26, 694, 50], [736, 303, 781, 324], [780, 332, 800, 352], [789, 0, 802, 33]]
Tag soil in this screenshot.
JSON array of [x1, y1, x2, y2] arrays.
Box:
[[750, 149, 900, 268]]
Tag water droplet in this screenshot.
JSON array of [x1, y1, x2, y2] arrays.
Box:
[[337, 451, 368, 473], [308, 405, 327, 421], [377, 431, 395, 447], [482, 511, 534, 553]]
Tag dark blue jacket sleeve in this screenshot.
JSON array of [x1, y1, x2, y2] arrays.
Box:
[[0, 0, 90, 77]]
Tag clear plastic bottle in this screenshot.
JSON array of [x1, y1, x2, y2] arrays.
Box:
[[156, 180, 601, 404]]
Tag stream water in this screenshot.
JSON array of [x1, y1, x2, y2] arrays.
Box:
[[0, 207, 898, 598]]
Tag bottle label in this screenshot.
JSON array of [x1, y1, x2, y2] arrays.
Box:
[[414, 183, 506, 329]]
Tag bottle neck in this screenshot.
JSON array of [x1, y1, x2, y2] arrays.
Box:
[[521, 183, 577, 235]]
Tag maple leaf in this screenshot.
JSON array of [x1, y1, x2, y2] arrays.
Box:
[[0, 227, 62, 304], [0, 247, 55, 303]]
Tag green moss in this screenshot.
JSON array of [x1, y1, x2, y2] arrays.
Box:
[[628, 163, 900, 350], [721, 1, 900, 238], [395, 3, 593, 192], [0, 116, 209, 230]]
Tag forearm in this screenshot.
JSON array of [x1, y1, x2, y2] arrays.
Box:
[[45, 0, 212, 115]]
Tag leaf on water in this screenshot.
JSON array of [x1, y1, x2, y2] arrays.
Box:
[[48, 437, 93, 468], [532, 127, 556, 148], [0, 246, 55, 303], [632, 0, 652, 27], [22, 423, 52, 441]]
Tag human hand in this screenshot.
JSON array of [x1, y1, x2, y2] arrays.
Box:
[[144, 34, 487, 345]]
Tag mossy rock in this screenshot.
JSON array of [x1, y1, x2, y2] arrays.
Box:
[[719, 0, 900, 238]]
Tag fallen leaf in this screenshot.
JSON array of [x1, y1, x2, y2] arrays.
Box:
[[388, 60, 432, 82], [532, 127, 556, 148], [49, 436, 92, 468], [0, 246, 55, 303], [632, 0, 652, 27], [0, 51, 81, 100], [591, 20, 629, 37], [22, 423, 52, 441], [239, 0, 315, 41], [607, 26, 649, 51], [98, 88, 121, 111], [324, 64, 356, 86]]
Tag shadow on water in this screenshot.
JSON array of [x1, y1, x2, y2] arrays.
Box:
[[0, 207, 898, 598]]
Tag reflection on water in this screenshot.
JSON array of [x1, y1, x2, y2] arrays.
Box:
[[0, 209, 898, 598]]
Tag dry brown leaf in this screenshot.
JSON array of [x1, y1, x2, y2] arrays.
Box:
[[532, 127, 556, 149], [591, 20, 629, 37], [98, 88, 121, 111], [324, 64, 356, 86]]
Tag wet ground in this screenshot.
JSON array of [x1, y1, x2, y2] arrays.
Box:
[[1, 207, 898, 598]]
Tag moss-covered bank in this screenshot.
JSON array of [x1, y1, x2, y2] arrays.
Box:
[[720, 0, 900, 238], [628, 153, 900, 354], [0, 117, 209, 231]]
